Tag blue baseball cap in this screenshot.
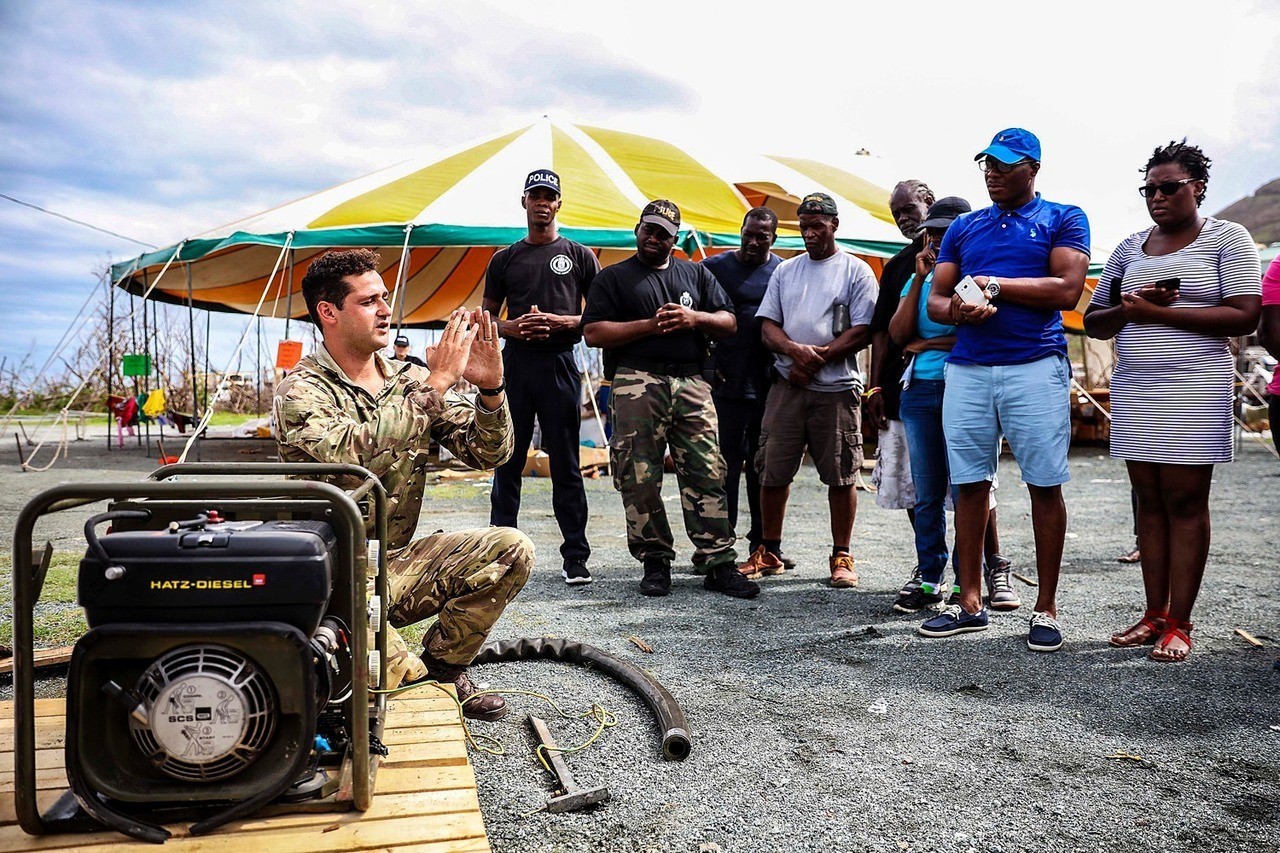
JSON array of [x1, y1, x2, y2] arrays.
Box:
[[975, 128, 1041, 164]]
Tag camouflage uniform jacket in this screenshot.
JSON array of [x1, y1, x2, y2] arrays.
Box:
[[274, 345, 513, 551]]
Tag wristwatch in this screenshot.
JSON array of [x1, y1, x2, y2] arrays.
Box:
[[478, 381, 506, 396], [984, 277, 1001, 300]]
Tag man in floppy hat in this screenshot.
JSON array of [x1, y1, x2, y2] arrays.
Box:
[[482, 169, 600, 585], [919, 128, 1090, 652], [742, 193, 878, 588], [391, 334, 428, 368], [582, 199, 758, 600]]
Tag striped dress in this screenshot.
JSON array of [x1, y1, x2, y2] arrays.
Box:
[[1092, 218, 1261, 464]]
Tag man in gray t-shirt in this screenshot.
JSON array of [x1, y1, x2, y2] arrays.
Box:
[[739, 193, 877, 589]]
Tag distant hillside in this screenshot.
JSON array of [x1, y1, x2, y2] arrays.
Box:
[[1214, 177, 1280, 245]]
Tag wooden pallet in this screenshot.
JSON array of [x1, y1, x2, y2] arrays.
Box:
[[0, 693, 491, 852]]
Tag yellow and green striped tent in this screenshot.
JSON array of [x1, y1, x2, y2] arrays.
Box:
[[111, 120, 908, 326]]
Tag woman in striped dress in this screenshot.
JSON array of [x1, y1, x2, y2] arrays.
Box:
[[1084, 140, 1261, 662]]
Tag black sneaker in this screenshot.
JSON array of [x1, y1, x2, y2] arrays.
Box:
[[896, 569, 924, 600], [639, 559, 671, 597], [562, 559, 593, 586], [703, 563, 760, 599], [893, 585, 945, 614], [945, 585, 962, 607]]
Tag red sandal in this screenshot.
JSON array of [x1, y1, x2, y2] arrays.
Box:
[[1149, 619, 1193, 662], [1109, 610, 1168, 648]]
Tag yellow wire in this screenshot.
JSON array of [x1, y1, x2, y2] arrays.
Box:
[[370, 680, 619, 761]]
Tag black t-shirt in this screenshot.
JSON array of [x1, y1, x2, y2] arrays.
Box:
[[484, 237, 600, 351], [581, 255, 734, 367], [869, 235, 924, 421], [701, 250, 781, 400]]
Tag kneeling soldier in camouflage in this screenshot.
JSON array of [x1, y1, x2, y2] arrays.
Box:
[[274, 248, 532, 721]]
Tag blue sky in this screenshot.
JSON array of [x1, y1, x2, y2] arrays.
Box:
[[4, 0, 1279, 377]]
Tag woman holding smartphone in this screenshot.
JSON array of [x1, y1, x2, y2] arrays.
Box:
[[1084, 140, 1260, 662]]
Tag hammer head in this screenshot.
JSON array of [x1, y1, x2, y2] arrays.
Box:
[[546, 784, 610, 814]]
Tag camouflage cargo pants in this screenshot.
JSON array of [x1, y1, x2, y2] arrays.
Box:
[[608, 368, 737, 569], [380, 526, 533, 687]]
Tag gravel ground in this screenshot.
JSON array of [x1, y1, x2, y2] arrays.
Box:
[[3, 428, 1279, 852]]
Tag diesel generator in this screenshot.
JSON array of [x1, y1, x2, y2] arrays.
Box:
[[10, 463, 391, 843]]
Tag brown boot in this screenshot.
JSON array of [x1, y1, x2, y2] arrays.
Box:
[[829, 553, 858, 588], [417, 653, 507, 721], [738, 545, 785, 580]]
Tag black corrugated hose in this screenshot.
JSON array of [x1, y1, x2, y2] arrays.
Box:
[[472, 637, 692, 761]]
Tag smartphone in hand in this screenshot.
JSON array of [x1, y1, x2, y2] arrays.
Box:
[[1153, 277, 1180, 292], [955, 275, 990, 307]]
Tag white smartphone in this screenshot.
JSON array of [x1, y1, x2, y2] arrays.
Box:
[[955, 275, 989, 307]]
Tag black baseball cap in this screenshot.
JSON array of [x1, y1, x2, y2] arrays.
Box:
[[796, 192, 838, 216], [524, 169, 561, 194], [393, 335, 410, 347], [920, 196, 972, 229], [640, 199, 681, 236]]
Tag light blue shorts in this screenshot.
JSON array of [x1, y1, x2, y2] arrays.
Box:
[[941, 354, 1072, 487]]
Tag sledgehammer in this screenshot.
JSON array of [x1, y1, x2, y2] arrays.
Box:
[[527, 715, 610, 813]]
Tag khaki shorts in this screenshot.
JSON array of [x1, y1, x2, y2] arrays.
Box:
[[757, 380, 863, 487]]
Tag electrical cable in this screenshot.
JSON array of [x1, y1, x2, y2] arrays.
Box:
[[0, 192, 156, 247]]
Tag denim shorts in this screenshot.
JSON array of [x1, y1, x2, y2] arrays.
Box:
[[941, 354, 1072, 487]]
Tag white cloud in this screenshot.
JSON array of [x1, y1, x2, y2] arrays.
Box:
[[3, 0, 1279, 374]]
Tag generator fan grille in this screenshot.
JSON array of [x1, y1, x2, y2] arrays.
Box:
[[131, 645, 277, 782]]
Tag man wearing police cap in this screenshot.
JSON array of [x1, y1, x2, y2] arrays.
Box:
[[392, 334, 428, 368], [582, 200, 758, 600], [483, 169, 600, 585]]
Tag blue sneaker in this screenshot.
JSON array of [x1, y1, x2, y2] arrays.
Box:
[[918, 604, 989, 637], [1027, 611, 1064, 652]]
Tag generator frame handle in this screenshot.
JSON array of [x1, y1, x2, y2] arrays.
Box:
[[147, 461, 392, 723], [12, 465, 384, 837]]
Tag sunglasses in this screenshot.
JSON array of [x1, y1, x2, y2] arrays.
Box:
[[1138, 178, 1196, 199], [978, 157, 1032, 174]]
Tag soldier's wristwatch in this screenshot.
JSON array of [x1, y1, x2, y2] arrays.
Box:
[[985, 277, 1001, 300]]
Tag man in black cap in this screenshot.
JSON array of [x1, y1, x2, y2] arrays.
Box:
[[392, 334, 428, 368], [582, 200, 758, 600], [482, 169, 600, 585]]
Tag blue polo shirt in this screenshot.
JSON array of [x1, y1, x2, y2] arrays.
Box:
[[936, 193, 1090, 366]]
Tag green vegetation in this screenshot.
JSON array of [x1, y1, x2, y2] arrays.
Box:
[[0, 552, 89, 647]]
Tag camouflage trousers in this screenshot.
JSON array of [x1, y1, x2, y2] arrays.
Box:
[[608, 368, 737, 569], [380, 526, 533, 688]]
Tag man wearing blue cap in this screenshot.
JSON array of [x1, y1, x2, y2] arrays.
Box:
[[483, 169, 600, 585], [919, 128, 1091, 652]]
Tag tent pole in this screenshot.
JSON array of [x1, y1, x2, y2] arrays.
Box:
[[106, 274, 114, 453], [204, 309, 211, 414], [256, 316, 263, 417], [284, 248, 295, 339], [186, 263, 198, 419], [133, 272, 143, 447], [388, 225, 413, 336]]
